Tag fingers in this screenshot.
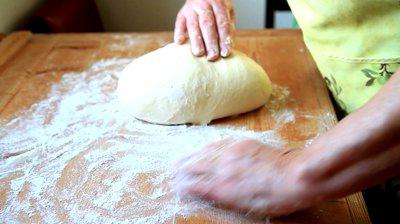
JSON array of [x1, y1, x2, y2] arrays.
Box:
[[211, 0, 234, 57], [184, 179, 240, 208], [174, 12, 188, 44], [174, 0, 236, 60], [185, 11, 206, 57], [181, 163, 213, 176], [196, 7, 220, 61], [176, 138, 235, 165]]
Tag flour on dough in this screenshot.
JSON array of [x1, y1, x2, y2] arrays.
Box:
[[117, 43, 272, 125]]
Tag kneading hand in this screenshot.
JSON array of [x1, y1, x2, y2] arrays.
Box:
[[174, 138, 309, 217], [174, 0, 235, 61], [174, 71, 400, 217]]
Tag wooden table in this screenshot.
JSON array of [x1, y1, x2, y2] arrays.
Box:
[[0, 30, 370, 223]]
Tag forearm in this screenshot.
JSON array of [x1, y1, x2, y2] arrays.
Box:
[[174, 71, 400, 216], [296, 70, 400, 203]]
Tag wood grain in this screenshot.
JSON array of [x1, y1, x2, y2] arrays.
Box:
[[0, 30, 371, 223], [346, 194, 371, 224], [0, 31, 32, 69]]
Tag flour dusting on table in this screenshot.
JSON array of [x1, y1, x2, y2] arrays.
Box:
[[0, 58, 293, 223], [266, 85, 295, 124]]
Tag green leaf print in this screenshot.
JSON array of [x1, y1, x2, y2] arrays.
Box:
[[362, 69, 378, 86], [371, 64, 381, 70], [365, 78, 375, 86], [324, 75, 346, 110], [362, 63, 396, 87]]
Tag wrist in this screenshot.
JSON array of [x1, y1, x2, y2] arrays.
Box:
[[264, 148, 321, 215], [284, 148, 327, 207]]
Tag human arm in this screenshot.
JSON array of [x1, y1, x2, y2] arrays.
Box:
[[175, 70, 400, 217], [174, 0, 235, 61]]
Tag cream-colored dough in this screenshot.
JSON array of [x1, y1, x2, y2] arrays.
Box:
[[117, 43, 272, 125]]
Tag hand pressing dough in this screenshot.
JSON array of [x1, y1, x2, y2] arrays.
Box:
[[117, 43, 272, 125]]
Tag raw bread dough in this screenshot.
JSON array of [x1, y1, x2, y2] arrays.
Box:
[[117, 43, 272, 125]]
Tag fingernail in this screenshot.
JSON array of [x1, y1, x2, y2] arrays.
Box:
[[193, 47, 204, 56], [221, 48, 230, 57], [207, 49, 218, 60], [174, 34, 184, 44], [178, 35, 185, 44]]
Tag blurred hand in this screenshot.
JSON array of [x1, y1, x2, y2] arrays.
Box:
[[174, 0, 235, 61], [174, 138, 311, 217], [174, 70, 400, 217]]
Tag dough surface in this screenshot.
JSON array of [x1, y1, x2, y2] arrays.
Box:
[[117, 43, 272, 125]]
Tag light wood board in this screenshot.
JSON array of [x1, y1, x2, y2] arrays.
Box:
[[0, 30, 371, 223]]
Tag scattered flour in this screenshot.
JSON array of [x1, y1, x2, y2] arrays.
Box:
[[0, 58, 289, 223], [272, 109, 296, 124], [266, 85, 295, 124]]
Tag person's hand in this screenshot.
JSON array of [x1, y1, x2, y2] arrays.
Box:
[[174, 0, 235, 61], [174, 71, 400, 218], [174, 138, 311, 217]]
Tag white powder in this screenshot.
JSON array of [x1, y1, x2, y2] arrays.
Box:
[[272, 109, 296, 124], [0, 58, 290, 223], [265, 85, 295, 124]]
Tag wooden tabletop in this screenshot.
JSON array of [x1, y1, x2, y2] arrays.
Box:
[[0, 30, 370, 223]]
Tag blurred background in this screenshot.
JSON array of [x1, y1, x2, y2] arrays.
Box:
[[0, 0, 296, 34]]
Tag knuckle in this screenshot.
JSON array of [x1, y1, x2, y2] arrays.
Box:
[[212, 0, 225, 7], [197, 8, 214, 17], [194, 1, 214, 14], [192, 1, 210, 11], [199, 1, 213, 8], [187, 18, 199, 28], [217, 19, 230, 29], [213, 0, 231, 15], [201, 17, 215, 28]]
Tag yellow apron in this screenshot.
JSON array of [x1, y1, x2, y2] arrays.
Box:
[[287, 0, 400, 113]]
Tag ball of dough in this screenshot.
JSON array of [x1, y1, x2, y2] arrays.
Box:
[[117, 43, 272, 125]]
